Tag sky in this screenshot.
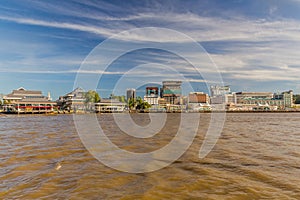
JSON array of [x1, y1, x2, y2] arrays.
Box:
[[0, 0, 300, 99]]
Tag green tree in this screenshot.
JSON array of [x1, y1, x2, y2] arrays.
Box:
[[110, 94, 126, 103], [85, 90, 101, 103], [118, 95, 126, 103], [128, 97, 136, 110], [294, 95, 300, 104], [136, 97, 151, 110], [85, 90, 101, 111]]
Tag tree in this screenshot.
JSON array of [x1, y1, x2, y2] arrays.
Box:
[[128, 97, 136, 110], [85, 90, 101, 103], [110, 94, 126, 103], [136, 97, 151, 110], [294, 95, 300, 104], [85, 90, 101, 111], [118, 95, 126, 103]]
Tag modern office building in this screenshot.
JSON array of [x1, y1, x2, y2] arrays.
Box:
[[210, 85, 236, 104], [161, 81, 182, 105], [2, 87, 55, 113], [144, 87, 159, 105], [210, 85, 230, 96], [210, 93, 237, 104], [126, 88, 136, 101]]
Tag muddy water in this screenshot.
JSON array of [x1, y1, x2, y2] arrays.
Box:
[[0, 113, 300, 199]]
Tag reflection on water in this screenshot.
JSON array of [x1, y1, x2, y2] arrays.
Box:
[[0, 113, 300, 199]]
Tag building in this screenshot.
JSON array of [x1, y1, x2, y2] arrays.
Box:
[[188, 92, 209, 104], [210, 93, 237, 104], [57, 87, 86, 111], [235, 92, 274, 104], [188, 92, 211, 111], [161, 81, 182, 105], [274, 90, 294, 108], [210, 85, 230, 96], [235, 90, 293, 109], [2, 87, 55, 113], [144, 87, 159, 105], [95, 98, 126, 113], [226, 103, 278, 111], [126, 88, 136, 101], [210, 85, 236, 105]]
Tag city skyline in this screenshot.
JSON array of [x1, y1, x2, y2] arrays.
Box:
[[0, 82, 297, 102], [1, 0, 300, 99]]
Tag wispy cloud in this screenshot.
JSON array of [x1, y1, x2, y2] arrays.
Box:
[[0, 16, 117, 37], [1, 0, 300, 96]]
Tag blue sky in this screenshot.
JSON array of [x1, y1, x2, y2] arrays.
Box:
[[0, 0, 300, 99]]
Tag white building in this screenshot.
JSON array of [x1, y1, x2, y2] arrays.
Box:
[[95, 99, 126, 113]]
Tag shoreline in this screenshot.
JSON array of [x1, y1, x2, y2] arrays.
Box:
[[1, 110, 300, 116]]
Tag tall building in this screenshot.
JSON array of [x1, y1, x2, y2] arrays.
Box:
[[210, 85, 230, 96], [144, 87, 159, 105], [126, 88, 136, 101], [210, 85, 235, 104], [161, 81, 182, 105]]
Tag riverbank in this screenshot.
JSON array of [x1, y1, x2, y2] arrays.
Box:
[[1, 109, 300, 115]]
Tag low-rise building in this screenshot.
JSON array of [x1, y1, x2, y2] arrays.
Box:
[[57, 87, 86, 111], [210, 93, 236, 104], [188, 92, 211, 111], [227, 103, 278, 111], [95, 98, 126, 113], [3, 87, 55, 113], [235, 90, 293, 109]]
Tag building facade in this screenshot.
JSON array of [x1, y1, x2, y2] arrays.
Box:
[[210, 85, 236, 105], [235, 90, 293, 109], [126, 88, 136, 101], [161, 81, 182, 105], [188, 92, 209, 104], [3, 87, 55, 113], [57, 87, 86, 111], [188, 92, 211, 111], [210, 93, 237, 104], [144, 87, 159, 105], [95, 98, 126, 113], [210, 85, 230, 96]]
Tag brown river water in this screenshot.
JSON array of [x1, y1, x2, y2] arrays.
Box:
[[0, 113, 300, 199]]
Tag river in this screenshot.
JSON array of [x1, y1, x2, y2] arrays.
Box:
[[0, 113, 300, 199]]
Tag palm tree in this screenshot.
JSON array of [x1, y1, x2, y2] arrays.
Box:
[[128, 97, 136, 111], [136, 97, 151, 111]]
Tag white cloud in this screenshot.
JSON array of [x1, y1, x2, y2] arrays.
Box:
[[1, 2, 300, 92]]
